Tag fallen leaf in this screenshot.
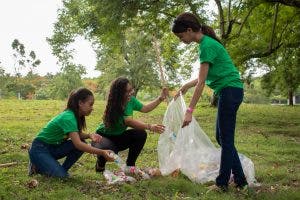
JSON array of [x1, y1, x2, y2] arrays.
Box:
[[27, 179, 38, 188], [171, 169, 180, 177], [21, 143, 29, 150]]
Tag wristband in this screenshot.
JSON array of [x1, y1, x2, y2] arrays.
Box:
[[186, 107, 194, 113]]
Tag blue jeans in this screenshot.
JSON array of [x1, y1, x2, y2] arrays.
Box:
[[29, 138, 83, 178], [215, 87, 247, 187]]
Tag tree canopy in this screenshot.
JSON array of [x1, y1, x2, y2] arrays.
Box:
[[47, 0, 300, 102]]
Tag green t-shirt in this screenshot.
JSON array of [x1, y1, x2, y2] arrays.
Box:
[[96, 96, 143, 136], [36, 110, 78, 144], [199, 35, 243, 95]]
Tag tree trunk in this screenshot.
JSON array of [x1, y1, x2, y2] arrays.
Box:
[[288, 90, 294, 106]]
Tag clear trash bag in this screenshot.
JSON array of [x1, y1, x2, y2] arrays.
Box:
[[158, 95, 258, 186]]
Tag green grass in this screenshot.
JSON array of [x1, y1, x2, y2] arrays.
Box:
[[0, 99, 299, 199]]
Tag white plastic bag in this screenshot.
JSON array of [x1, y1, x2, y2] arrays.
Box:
[[158, 95, 258, 186]]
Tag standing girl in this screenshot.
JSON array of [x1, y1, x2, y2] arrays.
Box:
[[29, 88, 114, 178], [172, 12, 247, 191]]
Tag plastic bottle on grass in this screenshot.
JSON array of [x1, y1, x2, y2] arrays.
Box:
[[103, 170, 136, 184], [109, 152, 150, 180]]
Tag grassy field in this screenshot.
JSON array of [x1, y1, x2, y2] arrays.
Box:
[[0, 99, 299, 200]]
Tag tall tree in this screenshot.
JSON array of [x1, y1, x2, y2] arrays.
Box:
[[48, 0, 207, 92], [49, 0, 299, 102], [261, 45, 300, 105], [48, 63, 86, 99], [11, 39, 41, 76], [96, 31, 160, 96]]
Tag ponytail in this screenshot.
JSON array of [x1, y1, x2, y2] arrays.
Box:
[[201, 24, 222, 44]]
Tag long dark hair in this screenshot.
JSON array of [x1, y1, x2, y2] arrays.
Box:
[[172, 12, 222, 44], [103, 77, 130, 128], [66, 87, 93, 132]]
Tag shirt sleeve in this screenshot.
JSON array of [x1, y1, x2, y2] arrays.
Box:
[[59, 114, 79, 134], [124, 97, 143, 117], [132, 97, 143, 111], [199, 47, 217, 65]]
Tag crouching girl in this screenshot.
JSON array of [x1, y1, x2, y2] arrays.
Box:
[[28, 88, 114, 178]]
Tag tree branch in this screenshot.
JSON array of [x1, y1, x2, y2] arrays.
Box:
[[237, 5, 257, 37], [241, 43, 282, 62], [214, 0, 225, 38], [224, 0, 233, 38], [285, 42, 300, 48], [185, 0, 199, 21], [263, 0, 300, 8], [269, 3, 279, 51], [277, 12, 298, 46], [227, 0, 231, 29]]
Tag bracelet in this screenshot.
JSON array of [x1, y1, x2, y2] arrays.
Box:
[[186, 107, 194, 113]]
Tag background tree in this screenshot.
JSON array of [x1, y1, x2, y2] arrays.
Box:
[[37, 63, 85, 100], [96, 29, 179, 97], [11, 39, 41, 76], [261, 47, 300, 105], [0, 63, 12, 99], [48, 0, 204, 96], [49, 0, 300, 104], [10, 39, 42, 99]]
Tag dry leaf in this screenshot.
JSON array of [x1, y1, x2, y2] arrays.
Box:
[[21, 143, 29, 150], [171, 169, 180, 177], [27, 179, 38, 188]]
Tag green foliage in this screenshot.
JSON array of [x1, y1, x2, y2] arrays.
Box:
[[36, 64, 85, 100], [0, 67, 12, 98], [48, 0, 300, 104], [11, 39, 41, 75], [226, 2, 296, 64], [0, 62, 85, 100], [96, 29, 170, 96], [244, 78, 271, 104], [48, 0, 209, 92], [261, 46, 300, 100]]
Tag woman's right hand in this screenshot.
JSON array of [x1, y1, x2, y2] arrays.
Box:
[[101, 150, 115, 162], [174, 85, 189, 100]]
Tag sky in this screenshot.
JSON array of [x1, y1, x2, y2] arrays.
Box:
[[0, 0, 99, 78]]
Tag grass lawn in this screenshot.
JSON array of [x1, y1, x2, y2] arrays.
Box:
[[0, 99, 299, 199]]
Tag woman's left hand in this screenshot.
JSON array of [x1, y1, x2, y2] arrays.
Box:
[[90, 133, 102, 143], [182, 112, 192, 128]]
